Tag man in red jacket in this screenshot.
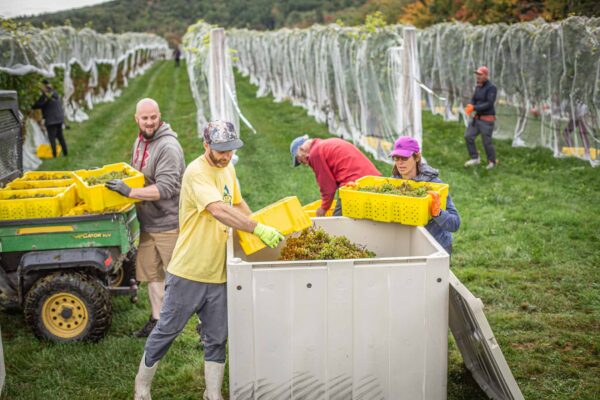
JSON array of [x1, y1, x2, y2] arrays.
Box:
[[291, 135, 381, 216]]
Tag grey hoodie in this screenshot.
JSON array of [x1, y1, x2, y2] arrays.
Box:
[[131, 122, 185, 232]]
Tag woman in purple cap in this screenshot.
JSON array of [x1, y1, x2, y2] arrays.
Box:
[[390, 136, 461, 255]]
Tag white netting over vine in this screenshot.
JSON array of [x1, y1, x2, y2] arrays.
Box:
[[0, 26, 168, 76], [0, 25, 168, 118], [0, 25, 168, 170], [183, 22, 240, 136], [419, 17, 600, 166], [228, 24, 422, 161]]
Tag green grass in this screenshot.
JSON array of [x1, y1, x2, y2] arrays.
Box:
[[1, 60, 599, 399]]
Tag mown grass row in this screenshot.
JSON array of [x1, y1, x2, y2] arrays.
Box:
[[0, 60, 598, 399]]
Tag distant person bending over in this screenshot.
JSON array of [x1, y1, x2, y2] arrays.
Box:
[[32, 79, 67, 158], [390, 136, 460, 255], [290, 135, 381, 216], [464, 66, 498, 169]]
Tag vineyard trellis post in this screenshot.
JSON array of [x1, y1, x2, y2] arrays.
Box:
[[209, 28, 226, 122], [401, 27, 422, 148]]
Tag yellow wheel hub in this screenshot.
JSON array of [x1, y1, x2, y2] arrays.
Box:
[[42, 292, 88, 338]]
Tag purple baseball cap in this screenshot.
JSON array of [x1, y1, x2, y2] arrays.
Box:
[[390, 136, 420, 158]]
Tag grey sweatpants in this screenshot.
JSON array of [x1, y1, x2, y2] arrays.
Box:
[[465, 119, 496, 163], [144, 272, 228, 366]]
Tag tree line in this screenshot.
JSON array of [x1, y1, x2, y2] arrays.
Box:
[[15, 0, 599, 45]]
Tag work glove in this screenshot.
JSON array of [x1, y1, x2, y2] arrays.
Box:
[[105, 179, 132, 197], [464, 104, 474, 117], [253, 223, 284, 248], [428, 191, 441, 217]]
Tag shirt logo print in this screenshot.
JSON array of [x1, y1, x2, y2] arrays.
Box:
[[223, 185, 232, 205]]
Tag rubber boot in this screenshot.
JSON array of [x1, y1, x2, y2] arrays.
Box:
[[134, 352, 158, 400], [203, 361, 225, 400]]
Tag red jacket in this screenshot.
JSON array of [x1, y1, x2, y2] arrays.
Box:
[[308, 138, 381, 209]]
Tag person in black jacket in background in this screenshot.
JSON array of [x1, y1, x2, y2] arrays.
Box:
[[463, 66, 497, 169], [32, 79, 68, 158]]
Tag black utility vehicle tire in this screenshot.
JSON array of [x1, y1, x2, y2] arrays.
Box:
[[24, 272, 112, 342]]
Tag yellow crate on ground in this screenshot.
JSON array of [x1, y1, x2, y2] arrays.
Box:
[[36, 144, 61, 159], [561, 147, 598, 160], [73, 162, 144, 213], [238, 196, 312, 255], [339, 176, 449, 226], [0, 185, 77, 220], [302, 199, 336, 217]]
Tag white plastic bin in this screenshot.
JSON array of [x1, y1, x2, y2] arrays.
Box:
[[227, 217, 450, 400]]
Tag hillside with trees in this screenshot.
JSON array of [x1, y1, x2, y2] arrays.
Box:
[[18, 0, 368, 43], [16, 0, 600, 43]]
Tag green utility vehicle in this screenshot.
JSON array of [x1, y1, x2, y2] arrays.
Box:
[[0, 90, 139, 343]]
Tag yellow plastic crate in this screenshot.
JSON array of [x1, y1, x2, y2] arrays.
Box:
[[36, 144, 62, 159], [20, 171, 74, 181], [302, 199, 337, 217], [6, 179, 73, 190], [238, 196, 312, 255], [64, 202, 134, 216], [0, 185, 77, 220], [73, 162, 144, 212], [561, 147, 598, 160], [339, 176, 449, 226]]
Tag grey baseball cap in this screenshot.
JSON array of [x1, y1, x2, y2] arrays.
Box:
[[203, 120, 244, 151]]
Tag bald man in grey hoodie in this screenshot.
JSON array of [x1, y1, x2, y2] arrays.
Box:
[[106, 98, 185, 337]]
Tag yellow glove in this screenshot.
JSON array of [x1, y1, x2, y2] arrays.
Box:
[[428, 191, 441, 217], [253, 223, 284, 248]]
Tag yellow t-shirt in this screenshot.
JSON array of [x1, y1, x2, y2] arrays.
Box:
[[167, 154, 241, 283]]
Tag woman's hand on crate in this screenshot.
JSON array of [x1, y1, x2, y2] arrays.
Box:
[[105, 180, 132, 197], [428, 191, 441, 217]]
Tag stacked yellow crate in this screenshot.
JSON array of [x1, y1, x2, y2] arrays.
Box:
[[0, 163, 143, 220]]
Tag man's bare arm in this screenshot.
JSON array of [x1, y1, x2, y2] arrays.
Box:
[[233, 199, 252, 216], [206, 201, 257, 233], [129, 184, 161, 201]]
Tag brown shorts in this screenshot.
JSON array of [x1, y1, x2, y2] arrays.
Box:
[[136, 229, 179, 282]]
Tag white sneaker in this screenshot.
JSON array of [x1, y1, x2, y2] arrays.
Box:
[[486, 162, 497, 170], [464, 158, 481, 167]]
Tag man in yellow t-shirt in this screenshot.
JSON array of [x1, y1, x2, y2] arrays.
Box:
[[133, 121, 284, 400]]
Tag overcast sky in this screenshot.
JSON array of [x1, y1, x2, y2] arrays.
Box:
[[0, 0, 114, 18]]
